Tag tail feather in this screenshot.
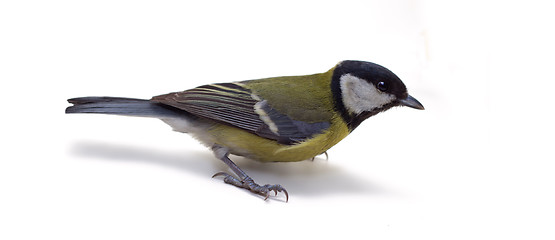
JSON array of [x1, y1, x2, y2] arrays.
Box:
[[66, 97, 186, 118]]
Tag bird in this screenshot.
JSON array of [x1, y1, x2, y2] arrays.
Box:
[[66, 60, 424, 201]]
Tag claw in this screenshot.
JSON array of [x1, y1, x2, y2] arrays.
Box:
[[265, 184, 288, 202], [282, 188, 289, 202], [311, 151, 329, 161], [212, 172, 230, 178]]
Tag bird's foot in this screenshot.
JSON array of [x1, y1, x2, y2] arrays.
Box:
[[212, 172, 289, 202]]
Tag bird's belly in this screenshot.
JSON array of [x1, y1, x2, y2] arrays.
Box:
[[208, 117, 350, 162], [162, 116, 350, 162]]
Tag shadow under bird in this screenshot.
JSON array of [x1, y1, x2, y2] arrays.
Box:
[[66, 60, 424, 201]]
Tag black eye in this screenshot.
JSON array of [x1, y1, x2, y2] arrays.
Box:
[[377, 81, 388, 92]]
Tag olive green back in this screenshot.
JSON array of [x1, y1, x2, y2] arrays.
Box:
[[242, 67, 336, 123]]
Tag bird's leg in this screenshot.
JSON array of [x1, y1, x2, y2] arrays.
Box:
[[211, 145, 288, 202]]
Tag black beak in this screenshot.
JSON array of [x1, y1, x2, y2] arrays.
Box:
[[399, 95, 425, 110]]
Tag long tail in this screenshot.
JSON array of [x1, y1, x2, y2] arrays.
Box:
[[66, 97, 186, 118]]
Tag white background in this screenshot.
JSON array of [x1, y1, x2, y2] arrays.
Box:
[[1, 0, 554, 239]]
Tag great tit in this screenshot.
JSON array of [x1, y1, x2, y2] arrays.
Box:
[[66, 60, 424, 201]]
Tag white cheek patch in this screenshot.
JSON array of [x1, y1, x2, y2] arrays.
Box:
[[340, 74, 396, 114]]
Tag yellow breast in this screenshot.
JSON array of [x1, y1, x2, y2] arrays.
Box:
[[208, 116, 350, 162]]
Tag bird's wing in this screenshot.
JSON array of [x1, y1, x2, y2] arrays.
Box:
[[151, 83, 330, 145]]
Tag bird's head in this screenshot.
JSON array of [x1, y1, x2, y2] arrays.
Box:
[[331, 60, 424, 130]]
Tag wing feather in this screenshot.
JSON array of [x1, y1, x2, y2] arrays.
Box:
[[151, 83, 330, 144]]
